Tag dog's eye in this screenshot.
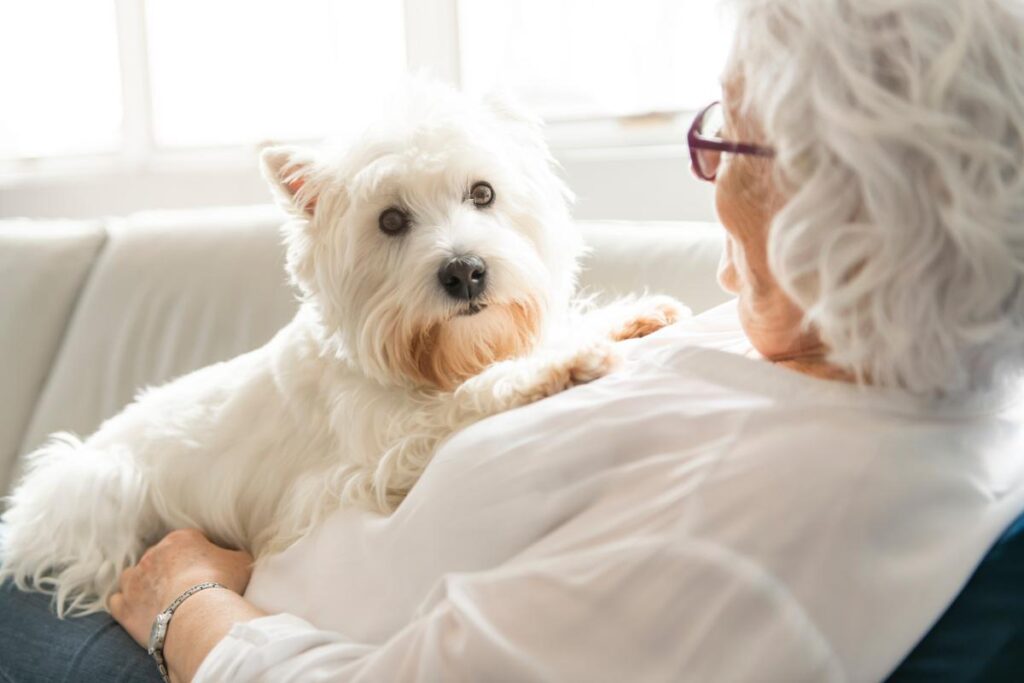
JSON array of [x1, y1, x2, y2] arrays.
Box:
[[379, 208, 410, 236], [469, 181, 495, 208]]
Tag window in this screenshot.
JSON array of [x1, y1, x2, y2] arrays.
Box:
[[0, 1, 726, 222], [0, 0, 123, 159], [146, 0, 405, 148], [458, 0, 730, 122]]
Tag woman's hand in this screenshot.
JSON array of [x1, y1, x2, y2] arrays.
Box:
[[109, 528, 254, 649]]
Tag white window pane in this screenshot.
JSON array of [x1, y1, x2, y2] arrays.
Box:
[[147, 0, 406, 148], [0, 0, 122, 159], [458, 0, 731, 120]]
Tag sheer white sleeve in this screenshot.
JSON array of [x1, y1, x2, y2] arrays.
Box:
[[194, 538, 841, 682]]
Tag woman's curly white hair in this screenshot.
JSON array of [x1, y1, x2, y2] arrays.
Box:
[[727, 0, 1024, 398]]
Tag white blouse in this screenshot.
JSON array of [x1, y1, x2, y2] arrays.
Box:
[[195, 301, 1024, 682]]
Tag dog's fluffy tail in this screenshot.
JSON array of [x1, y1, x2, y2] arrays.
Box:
[[0, 433, 154, 616]]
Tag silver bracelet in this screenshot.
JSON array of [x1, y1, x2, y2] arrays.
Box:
[[147, 582, 227, 683]]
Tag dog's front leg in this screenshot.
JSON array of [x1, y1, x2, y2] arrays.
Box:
[[447, 340, 618, 421], [368, 342, 619, 513]]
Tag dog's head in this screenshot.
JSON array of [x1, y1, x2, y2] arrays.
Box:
[[261, 80, 582, 391]]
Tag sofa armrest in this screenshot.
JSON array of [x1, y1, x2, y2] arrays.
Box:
[[0, 219, 107, 496]]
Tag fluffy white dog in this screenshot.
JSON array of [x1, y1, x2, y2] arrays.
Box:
[[0, 81, 685, 615]]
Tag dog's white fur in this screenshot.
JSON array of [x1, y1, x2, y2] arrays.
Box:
[[0, 81, 686, 615]]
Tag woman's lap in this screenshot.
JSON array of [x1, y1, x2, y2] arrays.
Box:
[[0, 580, 159, 683]]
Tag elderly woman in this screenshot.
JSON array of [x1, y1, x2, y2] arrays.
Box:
[[3, 0, 1024, 680]]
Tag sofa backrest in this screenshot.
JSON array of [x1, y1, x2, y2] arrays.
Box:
[[1, 206, 728, 496]]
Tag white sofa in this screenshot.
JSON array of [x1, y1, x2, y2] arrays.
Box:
[[0, 205, 728, 497]]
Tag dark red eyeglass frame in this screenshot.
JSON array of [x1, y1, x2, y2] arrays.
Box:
[[688, 100, 775, 182]]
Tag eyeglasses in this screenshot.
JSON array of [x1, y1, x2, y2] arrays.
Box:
[[688, 101, 775, 182]]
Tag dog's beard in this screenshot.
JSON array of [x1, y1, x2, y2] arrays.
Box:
[[389, 297, 544, 391]]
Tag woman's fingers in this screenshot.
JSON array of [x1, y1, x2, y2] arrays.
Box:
[[107, 591, 125, 620], [108, 528, 256, 648]]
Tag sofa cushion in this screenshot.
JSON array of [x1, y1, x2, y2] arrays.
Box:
[[0, 219, 106, 496], [19, 206, 298, 461], [577, 220, 727, 313]]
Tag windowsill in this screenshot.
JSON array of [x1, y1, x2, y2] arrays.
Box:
[[0, 113, 713, 223], [0, 112, 694, 188]]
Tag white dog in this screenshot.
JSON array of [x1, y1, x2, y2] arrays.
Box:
[[0, 81, 685, 615]]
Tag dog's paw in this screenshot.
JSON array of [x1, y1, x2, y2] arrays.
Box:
[[610, 295, 690, 342], [566, 340, 619, 384], [517, 341, 618, 404]]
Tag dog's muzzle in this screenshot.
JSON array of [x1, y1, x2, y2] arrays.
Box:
[[438, 255, 487, 302]]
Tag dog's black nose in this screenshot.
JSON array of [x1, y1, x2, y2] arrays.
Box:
[[438, 255, 487, 301]]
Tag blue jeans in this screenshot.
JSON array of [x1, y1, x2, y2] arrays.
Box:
[[0, 580, 160, 683]]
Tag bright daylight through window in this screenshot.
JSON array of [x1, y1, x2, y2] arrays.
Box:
[[146, 0, 406, 148], [459, 0, 728, 120], [0, 0, 731, 162], [0, 1, 123, 159]]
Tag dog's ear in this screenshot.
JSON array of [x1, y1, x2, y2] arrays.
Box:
[[260, 145, 320, 217]]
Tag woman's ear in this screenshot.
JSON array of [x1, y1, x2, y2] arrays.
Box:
[[260, 145, 319, 217]]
